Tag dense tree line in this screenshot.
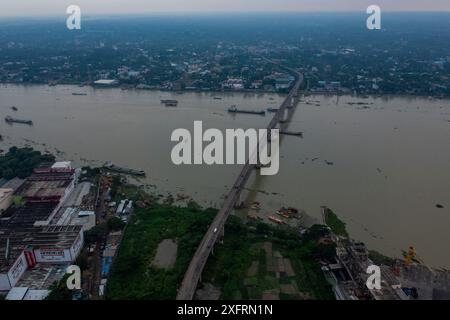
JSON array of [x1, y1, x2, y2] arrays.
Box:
[[0, 147, 55, 180]]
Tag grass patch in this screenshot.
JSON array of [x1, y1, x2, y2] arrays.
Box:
[[202, 220, 335, 300], [106, 203, 216, 299], [369, 250, 395, 266], [324, 207, 348, 237]]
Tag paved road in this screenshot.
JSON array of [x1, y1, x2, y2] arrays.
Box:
[[176, 70, 304, 300]]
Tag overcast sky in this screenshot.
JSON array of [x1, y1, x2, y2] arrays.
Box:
[[1, 0, 450, 17]]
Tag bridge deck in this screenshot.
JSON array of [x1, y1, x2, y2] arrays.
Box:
[[176, 71, 303, 300]]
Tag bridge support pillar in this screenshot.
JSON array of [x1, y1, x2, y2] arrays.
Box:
[[220, 226, 225, 244], [279, 107, 288, 123], [234, 193, 243, 209]]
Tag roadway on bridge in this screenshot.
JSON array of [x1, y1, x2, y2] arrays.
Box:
[[176, 70, 304, 300]]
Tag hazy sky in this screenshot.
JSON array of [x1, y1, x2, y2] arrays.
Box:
[[1, 0, 450, 17]]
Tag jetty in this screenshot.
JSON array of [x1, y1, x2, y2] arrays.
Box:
[[280, 130, 303, 137]]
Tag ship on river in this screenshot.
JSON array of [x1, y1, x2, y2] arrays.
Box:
[[161, 99, 178, 107], [4, 116, 33, 125]]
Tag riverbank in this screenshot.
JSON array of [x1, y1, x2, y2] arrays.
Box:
[[1, 84, 450, 267], [2, 82, 450, 100]]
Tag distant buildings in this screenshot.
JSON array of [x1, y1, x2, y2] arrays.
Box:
[[316, 80, 341, 92], [93, 79, 118, 87], [222, 78, 244, 90], [0, 189, 13, 214]]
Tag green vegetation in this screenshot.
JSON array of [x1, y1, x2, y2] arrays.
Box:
[[107, 216, 126, 231], [0, 147, 55, 179], [12, 195, 26, 207], [84, 217, 125, 245], [46, 275, 72, 300], [106, 202, 217, 299], [202, 219, 335, 300], [79, 166, 101, 182], [324, 207, 349, 237], [98, 178, 333, 300], [369, 250, 396, 266]]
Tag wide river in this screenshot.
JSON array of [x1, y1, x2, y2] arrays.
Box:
[[1, 84, 449, 267]]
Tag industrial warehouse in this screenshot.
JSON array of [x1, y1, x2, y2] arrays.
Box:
[[0, 162, 87, 298]]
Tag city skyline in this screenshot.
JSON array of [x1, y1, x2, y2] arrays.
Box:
[[1, 0, 450, 17]]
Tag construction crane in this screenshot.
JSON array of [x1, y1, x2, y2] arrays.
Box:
[[403, 246, 435, 275]]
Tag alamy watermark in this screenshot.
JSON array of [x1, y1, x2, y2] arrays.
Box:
[[170, 121, 280, 176], [66, 5, 81, 30], [66, 265, 81, 290], [367, 5, 381, 30], [366, 264, 381, 290]]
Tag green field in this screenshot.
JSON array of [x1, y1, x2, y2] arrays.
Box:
[[202, 218, 335, 300], [107, 201, 217, 299]]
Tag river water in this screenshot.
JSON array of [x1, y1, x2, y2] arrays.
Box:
[[1, 84, 449, 267]]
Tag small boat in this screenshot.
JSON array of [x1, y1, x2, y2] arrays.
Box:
[[11, 106, 18, 111], [269, 216, 284, 224], [250, 201, 261, 210], [72, 92, 87, 96], [5, 116, 33, 125], [161, 99, 178, 107], [266, 107, 279, 113], [213, 96, 222, 100], [276, 210, 290, 219]]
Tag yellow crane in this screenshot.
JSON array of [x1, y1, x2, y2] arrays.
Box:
[[403, 246, 436, 275]]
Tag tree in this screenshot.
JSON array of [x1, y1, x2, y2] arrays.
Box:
[[46, 275, 72, 300], [107, 217, 125, 231]]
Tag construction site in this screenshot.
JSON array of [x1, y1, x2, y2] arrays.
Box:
[[320, 206, 450, 300]]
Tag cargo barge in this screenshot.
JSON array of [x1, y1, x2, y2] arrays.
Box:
[[228, 105, 265, 115], [5, 116, 33, 125]]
